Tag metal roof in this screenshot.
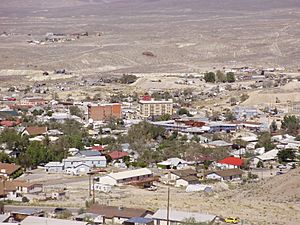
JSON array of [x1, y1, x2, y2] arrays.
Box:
[[108, 168, 152, 180], [21, 216, 88, 225], [151, 209, 216, 223], [125, 217, 154, 224]]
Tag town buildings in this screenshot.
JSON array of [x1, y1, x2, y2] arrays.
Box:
[[138, 98, 173, 119], [88, 103, 122, 122]]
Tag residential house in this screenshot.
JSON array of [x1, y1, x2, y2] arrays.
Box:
[[151, 208, 216, 225], [205, 169, 243, 181], [75, 150, 102, 157], [14, 181, 43, 194], [20, 216, 89, 225], [45, 156, 107, 174], [62, 156, 107, 169], [107, 151, 129, 163], [185, 184, 213, 193], [87, 204, 153, 224], [97, 168, 153, 186], [157, 158, 188, 170], [75, 213, 103, 224], [124, 217, 154, 225], [0, 163, 22, 179], [11, 209, 44, 222], [217, 156, 244, 169], [22, 126, 47, 136], [250, 149, 279, 168], [161, 169, 199, 187], [44, 162, 64, 173]]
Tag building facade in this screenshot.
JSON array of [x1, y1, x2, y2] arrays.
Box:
[[88, 103, 121, 122], [138, 99, 173, 119]]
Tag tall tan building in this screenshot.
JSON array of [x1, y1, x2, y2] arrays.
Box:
[[138, 98, 173, 119], [88, 103, 121, 121]]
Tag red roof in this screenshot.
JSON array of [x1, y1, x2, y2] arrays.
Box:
[[142, 96, 152, 101], [91, 146, 105, 151], [108, 151, 129, 160], [219, 156, 244, 166], [0, 120, 21, 127]]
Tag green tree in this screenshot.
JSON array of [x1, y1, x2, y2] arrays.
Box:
[[157, 114, 172, 121], [281, 115, 300, 135], [277, 149, 296, 163], [203, 72, 216, 83], [256, 132, 275, 151], [240, 93, 249, 102], [177, 108, 192, 117], [69, 106, 83, 118], [216, 70, 226, 83], [224, 110, 236, 121], [270, 120, 278, 133], [0, 128, 29, 151], [226, 72, 236, 83]]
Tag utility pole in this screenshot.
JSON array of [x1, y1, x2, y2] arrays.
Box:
[[167, 187, 170, 225], [89, 173, 91, 197], [92, 177, 95, 204]]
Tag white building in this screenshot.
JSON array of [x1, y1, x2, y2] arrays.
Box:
[[97, 168, 153, 186]]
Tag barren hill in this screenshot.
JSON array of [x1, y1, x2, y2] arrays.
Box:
[[1, 0, 300, 73]]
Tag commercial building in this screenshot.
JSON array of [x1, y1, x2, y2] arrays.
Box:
[[138, 98, 173, 119], [97, 168, 153, 186], [88, 103, 121, 122]]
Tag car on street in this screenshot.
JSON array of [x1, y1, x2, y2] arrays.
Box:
[[225, 217, 240, 224]]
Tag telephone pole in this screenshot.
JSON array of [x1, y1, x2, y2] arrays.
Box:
[[167, 187, 170, 225]]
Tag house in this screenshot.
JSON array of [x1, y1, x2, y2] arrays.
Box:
[[205, 169, 243, 181], [65, 163, 90, 175], [22, 126, 47, 136], [0, 163, 22, 179], [87, 204, 153, 224], [157, 158, 188, 169], [20, 216, 89, 225], [45, 156, 107, 174], [44, 162, 64, 173], [93, 183, 112, 193], [217, 156, 244, 169], [14, 181, 43, 194], [151, 208, 216, 225], [161, 169, 199, 187], [250, 149, 279, 168], [207, 140, 232, 148], [75, 213, 103, 224], [51, 190, 67, 200], [75, 150, 102, 157], [108, 151, 129, 163], [124, 217, 154, 225], [185, 184, 213, 193], [0, 180, 21, 201], [97, 168, 153, 186], [11, 209, 44, 222], [62, 156, 107, 169]]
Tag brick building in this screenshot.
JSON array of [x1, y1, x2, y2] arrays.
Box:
[[88, 103, 121, 121]]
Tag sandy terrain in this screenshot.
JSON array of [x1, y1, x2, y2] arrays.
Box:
[[18, 168, 300, 225], [1, 0, 300, 75]]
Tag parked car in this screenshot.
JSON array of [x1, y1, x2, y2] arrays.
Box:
[[147, 185, 157, 191], [51, 207, 71, 218], [225, 217, 240, 224]]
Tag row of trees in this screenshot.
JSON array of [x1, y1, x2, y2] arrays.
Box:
[[0, 119, 89, 168], [204, 71, 235, 83]]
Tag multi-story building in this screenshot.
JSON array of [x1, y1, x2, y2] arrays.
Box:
[[87, 103, 121, 122], [138, 98, 173, 119]]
